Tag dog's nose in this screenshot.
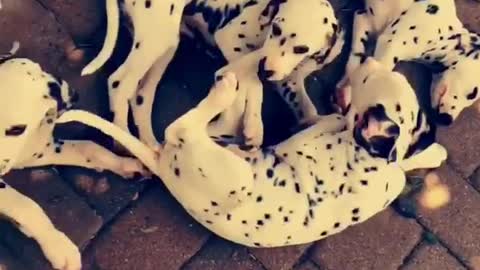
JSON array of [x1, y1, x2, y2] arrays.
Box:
[[257, 57, 275, 80], [436, 112, 453, 126]]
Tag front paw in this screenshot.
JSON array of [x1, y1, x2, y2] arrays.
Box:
[[40, 231, 81, 270]]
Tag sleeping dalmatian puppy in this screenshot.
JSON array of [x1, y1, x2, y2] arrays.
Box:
[[81, 0, 344, 148], [338, 0, 480, 126], [0, 49, 149, 270], [57, 59, 447, 248]]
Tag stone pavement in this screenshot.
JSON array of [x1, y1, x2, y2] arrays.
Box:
[[0, 0, 480, 269]]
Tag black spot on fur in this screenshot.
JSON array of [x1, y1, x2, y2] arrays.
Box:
[[112, 81, 120, 88], [426, 4, 439, 14], [5, 125, 27, 136], [136, 95, 144, 105], [271, 22, 282, 36], [293, 45, 309, 54], [467, 87, 478, 100]]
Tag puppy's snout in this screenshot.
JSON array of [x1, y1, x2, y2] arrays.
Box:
[[435, 112, 453, 126], [258, 57, 275, 80]]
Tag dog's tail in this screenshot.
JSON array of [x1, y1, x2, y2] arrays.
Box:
[[56, 110, 159, 173], [81, 0, 120, 76]]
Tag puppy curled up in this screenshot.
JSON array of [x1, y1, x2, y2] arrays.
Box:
[[57, 58, 447, 248]]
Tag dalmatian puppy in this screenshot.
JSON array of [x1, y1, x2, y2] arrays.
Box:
[[0, 51, 150, 270], [338, 0, 480, 126], [57, 61, 447, 248], [81, 0, 344, 148]]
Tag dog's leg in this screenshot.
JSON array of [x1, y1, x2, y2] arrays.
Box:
[[208, 5, 269, 144], [130, 47, 177, 149], [241, 74, 264, 148], [15, 140, 150, 179], [398, 143, 447, 172], [108, 2, 183, 136], [0, 178, 81, 270], [338, 10, 373, 88], [275, 59, 319, 125], [165, 73, 254, 212], [213, 50, 267, 147]]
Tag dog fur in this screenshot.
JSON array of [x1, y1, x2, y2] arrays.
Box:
[[57, 61, 447, 248], [339, 0, 480, 126], [81, 0, 344, 148], [0, 54, 150, 270]]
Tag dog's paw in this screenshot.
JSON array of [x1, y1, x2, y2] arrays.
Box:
[[41, 231, 81, 270], [431, 143, 448, 167], [116, 158, 152, 179]]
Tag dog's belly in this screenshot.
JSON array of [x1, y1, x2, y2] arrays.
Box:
[[158, 136, 399, 247]]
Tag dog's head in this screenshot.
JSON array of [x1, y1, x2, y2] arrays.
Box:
[[258, 0, 338, 81], [336, 58, 429, 163], [0, 58, 79, 125], [431, 57, 480, 125]]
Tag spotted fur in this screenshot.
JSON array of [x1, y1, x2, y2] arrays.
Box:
[[58, 70, 447, 248], [82, 0, 344, 149], [340, 0, 480, 126], [0, 57, 151, 270]]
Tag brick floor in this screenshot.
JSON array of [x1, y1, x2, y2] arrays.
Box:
[[401, 243, 466, 270], [1, 0, 480, 269], [83, 185, 210, 270], [182, 238, 264, 270], [311, 208, 422, 270]]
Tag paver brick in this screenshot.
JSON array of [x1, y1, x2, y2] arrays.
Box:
[[311, 208, 422, 270], [249, 244, 311, 270], [402, 243, 465, 270], [182, 237, 264, 270], [1, 168, 102, 269], [436, 107, 480, 177], [86, 184, 210, 270], [58, 167, 146, 223], [413, 165, 480, 267], [36, 0, 104, 41], [294, 260, 320, 270]]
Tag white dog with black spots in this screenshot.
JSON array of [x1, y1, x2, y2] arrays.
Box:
[[339, 0, 480, 126], [58, 58, 447, 248], [0, 48, 149, 270], [82, 0, 344, 149]]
